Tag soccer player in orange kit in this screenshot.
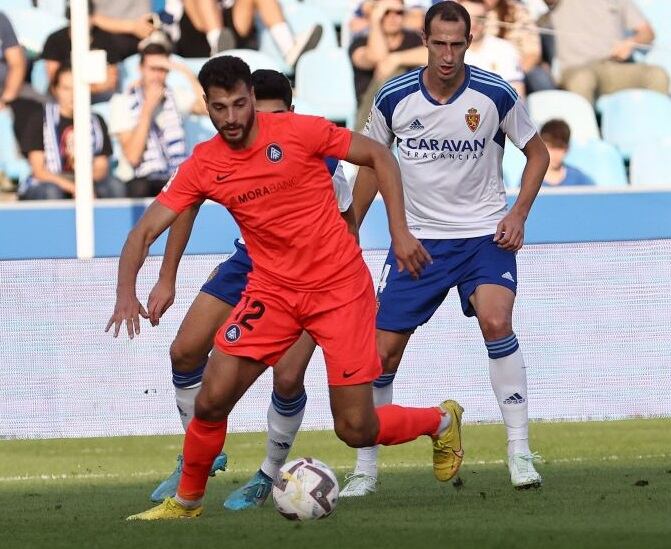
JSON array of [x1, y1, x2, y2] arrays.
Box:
[[106, 55, 464, 520]]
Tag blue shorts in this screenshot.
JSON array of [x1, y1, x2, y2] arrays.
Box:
[[376, 235, 517, 332], [200, 239, 252, 306]]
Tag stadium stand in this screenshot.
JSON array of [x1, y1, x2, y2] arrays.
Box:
[[597, 89, 671, 160], [295, 47, 357, 128], [630, 138, 671, 186], [526, 90, 600, 141], [257, 1, 338, 73], [4, 6, 66, 56]]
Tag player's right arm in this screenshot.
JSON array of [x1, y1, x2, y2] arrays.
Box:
[[107, 156, 205, 338], [147, 202, 203, 326], [106, 201, 180, 339]]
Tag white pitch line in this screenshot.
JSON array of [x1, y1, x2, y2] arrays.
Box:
[[0, 453, 668, 483]]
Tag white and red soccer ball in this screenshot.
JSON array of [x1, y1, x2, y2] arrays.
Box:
[[272, 457, 339, 521]]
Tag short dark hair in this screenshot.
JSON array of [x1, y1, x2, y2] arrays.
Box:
[[251, 69, 292, 109], [424, 1, 472, 38], [540, 119, 571, 148], [139, 43, 170, 64], [198, 55, 252, 95], [52, 63, 72, 89]]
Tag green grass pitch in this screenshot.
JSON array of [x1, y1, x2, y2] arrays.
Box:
[[1, 419, 670, 549]]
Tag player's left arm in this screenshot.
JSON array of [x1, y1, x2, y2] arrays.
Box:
[[345, 132, 431, 278], [495, 133, 549, 252]]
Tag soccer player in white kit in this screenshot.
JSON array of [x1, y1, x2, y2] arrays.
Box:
[[340, 0, 550, 496]]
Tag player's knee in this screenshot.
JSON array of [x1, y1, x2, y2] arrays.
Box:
[[479, 315, 512, 341], [273, 370, 304, 399], [378, 346, 403, 374], [170, 339, 207, 373], [333, 415, 376, 448], [194, 388, 231, 422]]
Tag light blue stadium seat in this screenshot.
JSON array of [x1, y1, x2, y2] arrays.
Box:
[[37, 0, 66, 17], [526, 90, 600, 141], [215, 49, 284, 73], [565, 139, 628, 187], [303, 0, 350, 27], [596, 89, 671, 160], [503, 138, 628, 188], [629, 139, 671, 186], [257, 2, 338, 73], [502, 139, 526, 188], [183, 115, 216, 153], [294, 48, 356, 128], [643, 47, 671, 93], [635, 0, 671, 45], [31, 58, 49, 95], [5, 7, 67, 56], [0, 0, 33, 11], [0, 109, 30, 184]]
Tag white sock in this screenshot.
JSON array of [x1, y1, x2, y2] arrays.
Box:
[[174, 494, 202, 509], [206, 28, 221, 51], [435, 410, 453, 435], [260, 391, 306, 481], [175, 384, 200, 432], [353, 375, 395, 478], [485, 335, 530, 458], [269, 22, 294, 57]]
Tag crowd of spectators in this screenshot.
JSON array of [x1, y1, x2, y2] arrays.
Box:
[[0, 0, 669, 200]]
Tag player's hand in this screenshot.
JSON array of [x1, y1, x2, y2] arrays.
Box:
[[392, 231, 432, 279], [147, 278, 176, 326], [494, 211, 525, 251], [105, 293, 149, 339]]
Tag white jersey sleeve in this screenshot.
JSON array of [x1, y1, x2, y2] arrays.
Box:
[[332, 161, 353, 212], [501, 97, 538, 150], [362, 103, 395, 148]]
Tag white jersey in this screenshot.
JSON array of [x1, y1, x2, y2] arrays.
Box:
[[363, 65, 537, 239]]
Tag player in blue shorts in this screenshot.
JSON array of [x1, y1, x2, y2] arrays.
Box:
[[340, 1, 550, 495], [145, 69, 356, 510]]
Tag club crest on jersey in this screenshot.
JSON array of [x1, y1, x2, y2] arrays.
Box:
[[224, 324, 242, 343], [465, 107, 480, 132], [266, 143, 283, 163]]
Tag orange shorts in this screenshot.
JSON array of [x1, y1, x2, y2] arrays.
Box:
[[214, 265, 382, 386]]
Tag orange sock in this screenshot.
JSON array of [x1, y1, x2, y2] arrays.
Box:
[[177, 417, 227, 501], [374, 404, 441, 445]]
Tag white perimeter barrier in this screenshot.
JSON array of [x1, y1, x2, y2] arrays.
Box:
[[1, 240, 670, 439]]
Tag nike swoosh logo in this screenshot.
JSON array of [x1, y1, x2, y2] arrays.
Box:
[[215, 172, 232, 182], [342, 368, 362, 379]]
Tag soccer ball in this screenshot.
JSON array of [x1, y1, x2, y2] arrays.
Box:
[[272, 457, 339, 521]]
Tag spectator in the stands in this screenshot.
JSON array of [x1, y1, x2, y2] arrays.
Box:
[[349, 0, 425, 128], [173, 0, 322, 67], [0, 11, 44, 155], [348, 0, 428, 38], [42, 0, 122, 103], [108, 43, 206, 198], [18, 65, 125, 200], [548, 0, 668, 103], [90, 0, 159, 61], [540, 119, 594, 187], [459, 0, 525, 96], [483, 0, 554, 92]]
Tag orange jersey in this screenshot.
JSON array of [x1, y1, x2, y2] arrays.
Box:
[[157, 112, 363, 291]]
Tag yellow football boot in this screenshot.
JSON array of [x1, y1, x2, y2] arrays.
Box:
[[126, 497, 203, 521], [432, 400, 464, 481]]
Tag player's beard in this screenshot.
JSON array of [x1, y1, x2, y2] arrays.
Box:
[[216, 109, 256, 147]]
